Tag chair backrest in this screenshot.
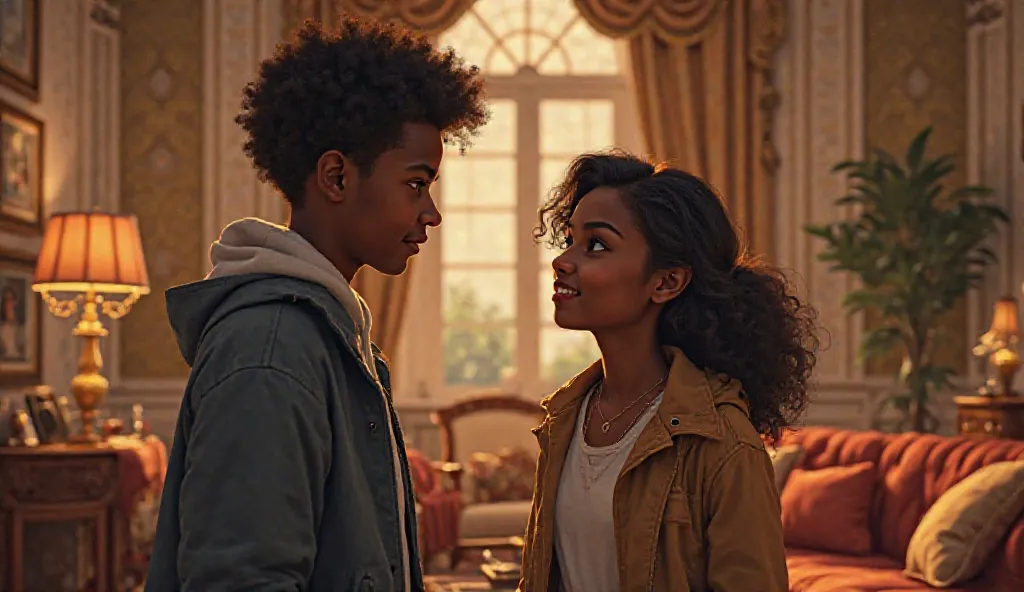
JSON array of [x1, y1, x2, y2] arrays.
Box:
[[431, 394, 545, 465]]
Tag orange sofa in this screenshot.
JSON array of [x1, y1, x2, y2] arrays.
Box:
[[777, 427, 1024, 591]]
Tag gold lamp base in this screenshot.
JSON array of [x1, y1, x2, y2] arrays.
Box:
[[69, 293, 110, 443]]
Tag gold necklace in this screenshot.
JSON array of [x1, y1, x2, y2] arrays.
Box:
[[595, 374, 668, 434]]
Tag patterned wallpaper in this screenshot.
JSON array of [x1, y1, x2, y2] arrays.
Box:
[[863, 0, 968, 376], [119, 0, 204, 378]]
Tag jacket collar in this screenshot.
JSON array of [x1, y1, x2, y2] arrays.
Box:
[[539, 346, 748, 440]]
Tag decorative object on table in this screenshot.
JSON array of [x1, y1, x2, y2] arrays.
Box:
[[0, 0, 40, 100], [973, 297, 1021, 396], [806, 127, 1009, 433], [480, 549, 521, 590], [8, 406, 37, 445], [0, 100, 43, 233], [23, 384, 68, 444], [954, 394, 1024, 440], [32, 211, 150, 443], [0, 249, 39, 387]]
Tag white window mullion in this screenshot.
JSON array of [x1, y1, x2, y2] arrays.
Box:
[[517, 94, 541, 400]]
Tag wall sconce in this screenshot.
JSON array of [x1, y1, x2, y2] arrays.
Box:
[[974, 296, 1021, 397]]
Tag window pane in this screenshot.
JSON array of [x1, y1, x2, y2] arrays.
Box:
[[442, 212, 515, 264], [444, 326, 516, 386], [540, 100, 614, 155], [540, 158, 570, 204], [545, 18, 620, 76], [443, 269, 516, 323], [541, 326, 599, 383], [538, 269, 556, 323], [442, 157, 516, 208], [467, 100, 517, 154]]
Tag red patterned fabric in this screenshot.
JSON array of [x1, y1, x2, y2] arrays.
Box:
[[406, 448, 462, 559], [779, 427, 1024, 591], [109, 435, 168, 514]]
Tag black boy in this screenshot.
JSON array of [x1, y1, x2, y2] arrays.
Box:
[[146, 17, 487, 592]]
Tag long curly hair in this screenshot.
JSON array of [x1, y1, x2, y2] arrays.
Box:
[[536, 151, 819, 442]]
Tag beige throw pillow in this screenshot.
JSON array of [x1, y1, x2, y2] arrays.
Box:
[[769, 444, 804, 493], [904, 460, 1024, 587]]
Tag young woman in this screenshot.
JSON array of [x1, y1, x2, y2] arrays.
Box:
[[518, 152, 818, 592]]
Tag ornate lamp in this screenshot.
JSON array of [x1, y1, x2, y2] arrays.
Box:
[[31, 212, 150, 442], [974, 296, 1022, 396]]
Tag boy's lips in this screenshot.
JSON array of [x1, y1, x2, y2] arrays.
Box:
[[404, 235, 427, 254]]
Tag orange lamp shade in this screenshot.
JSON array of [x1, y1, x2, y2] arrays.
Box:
[[990, 297, 1021, 337], [32, 212, 150, 294]]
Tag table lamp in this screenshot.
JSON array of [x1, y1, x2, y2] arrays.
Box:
[[31, 212, 150, 442], [974, 296, 1022, 396]]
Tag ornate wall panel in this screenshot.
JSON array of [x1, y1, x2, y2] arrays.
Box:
[[118, 0, 204, 381], [773, 0, 872, 428], [965, 0, 1024, 394], [863, 0, 969, 378]]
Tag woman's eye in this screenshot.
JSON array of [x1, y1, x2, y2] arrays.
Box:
[[562, 236, 573, 249], [587, 237, 607, 252]]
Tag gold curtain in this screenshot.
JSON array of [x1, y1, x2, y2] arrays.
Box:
[[572, 0, 786, 259], [280, 0, 473, 363], [284, 0, 473, 38]]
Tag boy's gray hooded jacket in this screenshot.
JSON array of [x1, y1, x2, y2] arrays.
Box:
[[145, 218, 422, 592]]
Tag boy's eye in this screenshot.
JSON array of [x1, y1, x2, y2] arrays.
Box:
[[407, 180, 428, 192]]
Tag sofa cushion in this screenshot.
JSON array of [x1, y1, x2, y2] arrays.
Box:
[[787, 549, 979, 592], [904, 460, 1024, 587], [459, 500, 532, 540], [782, 461, 876, 555], [769, 444, 804, 492], [873, 433, 1024, 563]]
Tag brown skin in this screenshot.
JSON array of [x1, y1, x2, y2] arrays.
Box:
[[551, 187, 690, 447], [289, 122, 444, 281]]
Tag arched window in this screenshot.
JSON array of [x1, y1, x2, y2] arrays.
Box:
[[397, 0, 639, 401]]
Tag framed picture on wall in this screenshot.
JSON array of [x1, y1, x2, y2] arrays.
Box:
[[0, 0, 41, 100], [0, 250, 40, 387], [0, 100, 42, 234]]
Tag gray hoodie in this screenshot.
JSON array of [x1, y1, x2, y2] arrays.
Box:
[[146, 218, 421, 592]]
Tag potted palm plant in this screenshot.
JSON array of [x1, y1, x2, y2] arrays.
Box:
[[806, 127, 1008, 432]]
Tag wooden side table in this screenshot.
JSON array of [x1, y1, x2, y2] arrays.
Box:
[[953, 395, 1024, 440], [0, 444, 122, 592]]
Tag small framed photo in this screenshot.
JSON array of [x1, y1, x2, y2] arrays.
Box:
[[0, 0, 41, 100], [0, 100, 43, 234], [24, 385, 67, 444], [0, 250, 40, 387]]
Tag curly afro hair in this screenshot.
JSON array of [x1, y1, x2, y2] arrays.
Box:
[[537, 151, 820, 444], [236, 16, 489, 204]]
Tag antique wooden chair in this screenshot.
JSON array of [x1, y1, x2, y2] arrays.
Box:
[[431, 394, 545, 568]]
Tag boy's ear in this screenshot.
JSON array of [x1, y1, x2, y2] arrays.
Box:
[[651, 267, 691, 304], [316, 150, 355, 203]]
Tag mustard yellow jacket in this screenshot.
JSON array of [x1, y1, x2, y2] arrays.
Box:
[[518, 347, 788, 592]]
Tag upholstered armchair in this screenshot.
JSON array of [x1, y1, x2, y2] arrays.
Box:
[[431, 395, 545, 568]]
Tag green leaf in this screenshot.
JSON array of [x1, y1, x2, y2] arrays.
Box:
[[905, 126, 932, 170], [859, 326, 903, 362]]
